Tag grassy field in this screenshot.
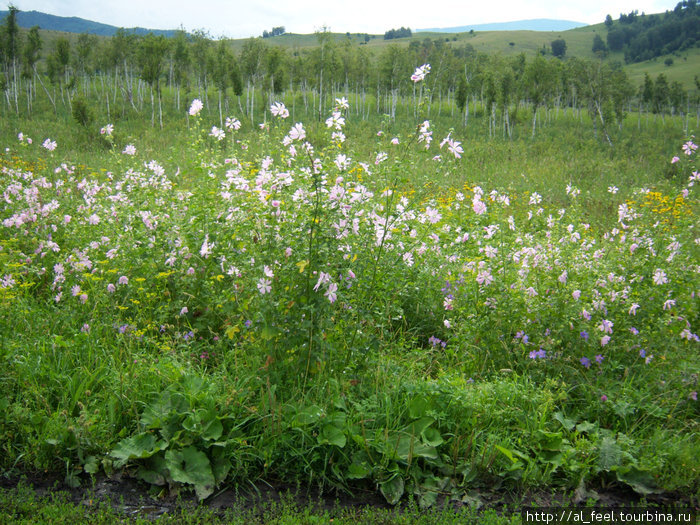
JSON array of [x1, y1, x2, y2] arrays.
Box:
[[0, 66, 698, 522]]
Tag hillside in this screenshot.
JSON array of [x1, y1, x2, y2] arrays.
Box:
[[0, 9, 176, 37]]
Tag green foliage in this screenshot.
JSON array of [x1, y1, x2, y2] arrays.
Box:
[[550, 38, 566, 58], [71, 96, 92, 127]]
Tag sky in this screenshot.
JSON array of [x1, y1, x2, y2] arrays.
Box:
[[8, 0, 683, 38]]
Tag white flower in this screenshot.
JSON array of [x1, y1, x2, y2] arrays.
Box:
[[188, 99, 204, 116], [270, 102, 289, 118]]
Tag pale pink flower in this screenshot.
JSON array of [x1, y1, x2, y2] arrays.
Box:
[[629, 303, 640, 315], [288, 123, 306, 141], [100, 124, 114, 136], [189, 99, 203, 116], [270, 102, 289, 118], [180, 306, 188, 315], [652, 269, 668, 285], [600, 335, 611, 346], [123, 144, 136, 155], [257, 278, 272, 294], [572, 290, 581, 300], [118, 276, 129, 286], [671, 156, 680, 164], [225, 116, 241, 131], [325, 282, 338, 303], [411, 63, 431, 82], [209, 126, 225, 141], [107, 283, 116, 293], [42, 138, 57, 151]]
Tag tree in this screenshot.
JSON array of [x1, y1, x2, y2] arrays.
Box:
[[551, 39, 566, 58], [592, 34, 608, 57], [652, 73, 669, 115], [137, 33, 170, 127], [605, 14, 614, 29], [1, 4, 21, 112]]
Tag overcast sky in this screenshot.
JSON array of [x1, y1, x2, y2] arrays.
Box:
[[8, 0, 682, 38]]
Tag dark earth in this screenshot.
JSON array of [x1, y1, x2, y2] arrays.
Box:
[[1, 471, 695, 521]]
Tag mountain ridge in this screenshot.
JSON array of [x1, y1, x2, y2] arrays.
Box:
[[418, 18, 587, 33], [0, 9, 177, 37]]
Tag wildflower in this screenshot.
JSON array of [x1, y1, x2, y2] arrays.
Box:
[[81, 324, 90, 333], [314, 272, 331, 291], [629, 303, 640, 315], [572, 290, 581, 300], [225, 116, 241, 131], [580, 357, 591, 368], [180, 306, 188, 316], [80, 293, 88, 304], [444, 319, 451, 329], [209, 126, 225, 141], [118, 275, 129, 286], [122, 144, 136, 155], [188, 99, 203, 116], [200, 235, 213, 258], [325, 282, 338, 303], [391, 137, 399, 145], [476, 270, 493, 286], [42, 138, 57, 151], [671, 156, 680, 164], [1, 275, 16, 288], [598, 319, 613, 334], [690, 391, 697, 401], [529, 348, 546, 359], [607, 185, 619, 194], [600, 335, 611, 346], [682, 140, 697, 155], [107, 283, 116, 293], [411, 63, 431, 83], [629, 327, 639, 335], [580, 331, 589, 341], [257, 278, 271, 294], [663, 299, 675, 310], [652, 269, 668, 285], [335, 97, 349, 109], [263, 265, 274, 278], [100, 124, 114, 136], [325, 111, 345, 130], [270, 102, 289, 118], [288, 123, 306, 141], [601, 395, 608, 402], [595, 354, 604, 364]]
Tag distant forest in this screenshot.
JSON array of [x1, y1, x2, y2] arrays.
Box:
[[606, 0, 699, 62]]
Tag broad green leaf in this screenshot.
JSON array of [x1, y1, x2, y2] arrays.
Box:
[[379, 475, 404, 505], [165, 447, 216, 500], [347, 461, 371, 480], [553, 411, 575, 431], [598, 436, 622, 471], [422, 427, 444, 447], [615, 465, 658, 495], [318, 423, 346, 448], [110, 433, 167, 467]]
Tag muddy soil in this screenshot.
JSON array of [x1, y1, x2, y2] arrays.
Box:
[[0, 472, 694, 521]]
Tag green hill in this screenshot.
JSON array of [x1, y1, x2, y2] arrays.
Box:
[[0, 9, 176, 37]]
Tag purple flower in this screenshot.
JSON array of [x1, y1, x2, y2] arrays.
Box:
[[639, 349, 646, 358], [580, 331, 589, 341], [601, 395, 608, 402], [580, 357, 591, 369], [245, 319, 252, 328], [595, 354, 604, 364]]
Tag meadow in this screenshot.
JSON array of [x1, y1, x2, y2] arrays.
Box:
[[0, 64, 698, 521]]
